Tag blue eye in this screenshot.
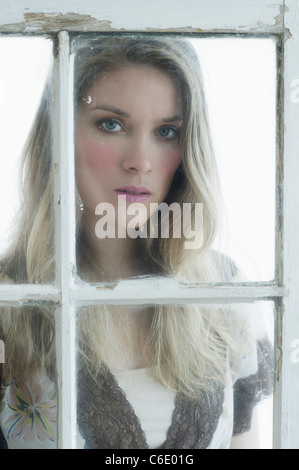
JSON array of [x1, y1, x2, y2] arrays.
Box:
[[157, 127, 179, 139], [97, 119, 123, 132]]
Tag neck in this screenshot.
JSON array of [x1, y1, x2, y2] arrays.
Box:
[[104, 305, 154, 370], [79, 215, 156, 281]]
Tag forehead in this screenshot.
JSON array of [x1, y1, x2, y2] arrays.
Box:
[[85, 65, 181, 111]]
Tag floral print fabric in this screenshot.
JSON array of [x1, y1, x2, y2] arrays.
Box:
[[0, 375, 57, 449]]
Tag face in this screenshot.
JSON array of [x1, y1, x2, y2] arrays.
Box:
[[76, 65, 182, 234]]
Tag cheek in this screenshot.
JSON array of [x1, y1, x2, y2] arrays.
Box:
[[76, 139, 117, 173], [159, 148, 181, 180]]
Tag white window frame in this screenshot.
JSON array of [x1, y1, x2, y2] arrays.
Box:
[[0, 0, 298, 449]]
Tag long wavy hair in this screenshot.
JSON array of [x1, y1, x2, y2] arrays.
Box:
[[1, 36, 238, 398]]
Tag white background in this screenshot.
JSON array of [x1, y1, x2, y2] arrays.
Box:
[[190, 37, 276, 282]]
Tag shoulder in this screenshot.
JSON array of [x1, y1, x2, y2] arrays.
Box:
[[0, 263, 14, 284], [211, 250, 244, 282], [0, 264, 11, 282]]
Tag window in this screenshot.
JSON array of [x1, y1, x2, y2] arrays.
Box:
[[0, 0, 298, 450]]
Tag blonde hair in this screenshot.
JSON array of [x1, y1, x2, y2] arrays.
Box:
[[1, 36, 237, 398]]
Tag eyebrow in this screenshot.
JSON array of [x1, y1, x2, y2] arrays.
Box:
[[90, 104, 182, 123], [161, 115, 183, 123], [91, 104, 130, 118]]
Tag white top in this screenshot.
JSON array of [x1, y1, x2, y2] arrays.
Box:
[[113, 366, 235, 449], [113, 368, 176, 449]]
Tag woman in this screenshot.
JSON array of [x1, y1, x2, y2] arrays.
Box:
[[0, 36, 273, 449]]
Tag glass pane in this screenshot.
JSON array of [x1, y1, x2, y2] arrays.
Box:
[[75, 301, 274, 449], [190, 38, 277, 282], [0, 37, 53, 283], [73, 35, 276, 285], [0, 305, 57, 449]]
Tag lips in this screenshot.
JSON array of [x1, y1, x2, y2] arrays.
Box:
[[114, 186, 152, 203]]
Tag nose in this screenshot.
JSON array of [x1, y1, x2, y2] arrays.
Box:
[[121, 133, 153, 174]]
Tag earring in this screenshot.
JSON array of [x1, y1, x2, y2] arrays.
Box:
[[76, 192, 84, 212]]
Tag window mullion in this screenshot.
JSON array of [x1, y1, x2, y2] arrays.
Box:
[[274, 0, 299, 449], [0, 284, 60, 306], [52, 31, 77, 449], [70, 281, 284, 306]]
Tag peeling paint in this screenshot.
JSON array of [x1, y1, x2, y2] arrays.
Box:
[[274, 2, 286, 27], [96, 283, 116, 290], [0, 9, 284, 34], [145, 25, 281, 34], [0, 12, 114, 33], [279, 2, 292, 40]]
